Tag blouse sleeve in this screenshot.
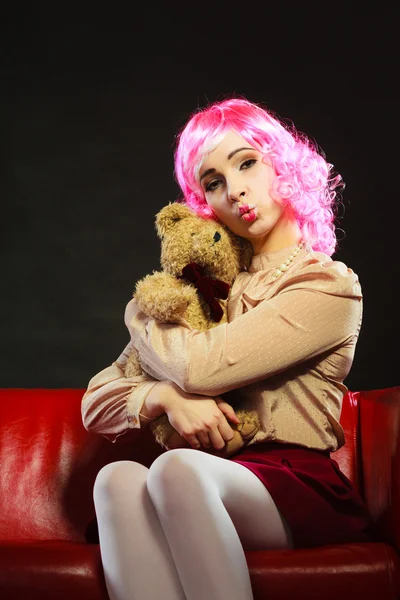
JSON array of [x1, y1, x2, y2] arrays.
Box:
[[131, 258, 363, 396], [81, 340, 159, 443]]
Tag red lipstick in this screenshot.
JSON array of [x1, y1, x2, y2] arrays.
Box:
[[239, 204, 257, 222]]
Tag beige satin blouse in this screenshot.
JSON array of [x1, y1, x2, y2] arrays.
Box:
[[81, 242, 363, 452]]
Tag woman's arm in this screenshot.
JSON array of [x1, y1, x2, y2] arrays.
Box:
[[142, 380, 240, 449], [81, 341, 240, 448], [130, 259, 363, 396], [81, 341, 160, 442]]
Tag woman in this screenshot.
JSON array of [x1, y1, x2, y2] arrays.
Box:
[[82, 97, 373, 600]]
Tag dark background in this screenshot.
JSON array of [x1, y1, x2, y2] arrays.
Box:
[[2, 6, 397, 391]]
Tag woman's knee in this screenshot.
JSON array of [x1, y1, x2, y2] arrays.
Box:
[[147, 449, 207, 504], [94, 460, 148, 502]]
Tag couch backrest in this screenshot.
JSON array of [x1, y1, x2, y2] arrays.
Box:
[[0, 389, 164, 542], [1, 387, 398, 547]]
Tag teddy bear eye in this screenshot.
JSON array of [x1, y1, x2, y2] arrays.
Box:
[[213, 232, 221, 242]]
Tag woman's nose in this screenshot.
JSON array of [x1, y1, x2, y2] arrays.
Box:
[[226, 172, 247, 202], [228, 187, 246, 203]]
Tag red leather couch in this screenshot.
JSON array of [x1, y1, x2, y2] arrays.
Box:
[[0, 387, 399, 600]]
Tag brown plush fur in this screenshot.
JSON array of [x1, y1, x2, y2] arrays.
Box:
[[125, 202, 260, 457]]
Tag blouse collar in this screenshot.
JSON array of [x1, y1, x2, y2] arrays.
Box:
[[248, 242, 311, 273]]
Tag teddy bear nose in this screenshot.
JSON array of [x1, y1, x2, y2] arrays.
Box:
[[213, 232, 221, 242]]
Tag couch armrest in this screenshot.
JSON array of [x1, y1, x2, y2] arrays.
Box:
[[357, 387, 400, 551]]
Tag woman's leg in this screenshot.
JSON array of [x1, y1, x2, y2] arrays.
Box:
[[147, 448, 293, 600], [93, 460, 186, 600]]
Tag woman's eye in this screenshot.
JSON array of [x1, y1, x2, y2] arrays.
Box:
[[240, 158, 257, 170], [205, 179, 221, 193]]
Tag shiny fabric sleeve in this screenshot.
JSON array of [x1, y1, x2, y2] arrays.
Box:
[[132, 259, 363, 396], [81, 344, 159, 443]]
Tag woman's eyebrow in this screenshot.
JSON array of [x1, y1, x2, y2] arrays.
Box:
[[227, 146, 254, 160], [200, 147, 255, 182]]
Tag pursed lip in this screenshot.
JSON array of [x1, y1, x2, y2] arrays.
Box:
[[238, 204, 256, 216]]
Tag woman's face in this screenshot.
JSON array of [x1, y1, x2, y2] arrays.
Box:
[[198, 130, 286, 254]]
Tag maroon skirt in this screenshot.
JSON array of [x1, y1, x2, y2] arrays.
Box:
[[230, 442, 374, 549]]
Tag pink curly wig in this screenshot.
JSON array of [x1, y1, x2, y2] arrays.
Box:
[[174, 98, 343, 256]]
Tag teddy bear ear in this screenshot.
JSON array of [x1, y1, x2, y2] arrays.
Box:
[[155, 202, 193, 238]]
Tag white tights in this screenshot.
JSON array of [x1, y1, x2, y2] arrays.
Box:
[[93, 448, 293, 600]]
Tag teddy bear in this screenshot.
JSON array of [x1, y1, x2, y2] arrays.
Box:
[[125, 201, 260, 458]]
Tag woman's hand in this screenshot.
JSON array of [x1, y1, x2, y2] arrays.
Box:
[[144, 380, 240, 450]]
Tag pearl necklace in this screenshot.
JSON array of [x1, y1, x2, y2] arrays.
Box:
[[271, 240, 305, 280]]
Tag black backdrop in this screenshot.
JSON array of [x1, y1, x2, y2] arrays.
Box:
[[2, 7, 397, 391]]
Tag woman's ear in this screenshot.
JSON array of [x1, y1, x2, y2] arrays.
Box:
[[155, 202, 193, 238]]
